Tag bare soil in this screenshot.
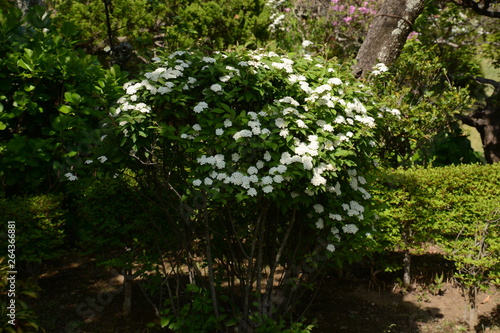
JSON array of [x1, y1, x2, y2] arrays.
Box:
[[30, 254, 500, 333]]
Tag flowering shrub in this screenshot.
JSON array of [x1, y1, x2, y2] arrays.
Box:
[[108, 48, 385, 247], [91, 47, 395, 328]]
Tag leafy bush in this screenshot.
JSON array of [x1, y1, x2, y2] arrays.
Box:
[[370, 38, 481, 167], [373, 163, 500, 323], [0, 5, 126, 194], [72, 46, 399, 329], [51, 0, 271, 54], [0, 194, 66, 265]]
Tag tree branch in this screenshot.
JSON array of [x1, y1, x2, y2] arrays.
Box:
[[452, 0, 500, 18]]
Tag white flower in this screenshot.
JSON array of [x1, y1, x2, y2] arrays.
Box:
[[311, 173, 327, 186], [216, 128, 224, 136], [261, 176, 273, 185], [262, 185, 273, 193], [327, 244, 335, 252], [194, 101, 208, 113], [296, 119, 307, 128], [329, 214, 342, 221], [219, 75, 231, 82], [84, 160, 93, 164], [263, 151, 272, 161], [193, 124, 202, 131], [247, 166, 258, 175], [97, 156, 108, 163], [232, 153, 240, 162], [273, 175, 284, 183], [193, 179, 202, 186], [315, 218, 324, 229], [334, 115, 346, 124], [64, 172, 78, 181], [301, 155, 314, 170], [223, 119, 233, 127], [248, 188, 258, 196], [275, 118, 287, 128], [314, 84, 331, 94], [233, 129, 253, 140], [350, 177, 359, 191], [256, 160, 265, 169], [158, 86, 171, 95], [210, 84, 223, 92], [313, 204, 324, 213], [328, 78, 343, 85], [202, 56, 216, 63], [302, 40, 314, 48], [388, 108, 401, 117], [322, 124, 334, 132], [204, 177, 213, 186], [372, 63, 389, 76], [342, 223, 359, 234]]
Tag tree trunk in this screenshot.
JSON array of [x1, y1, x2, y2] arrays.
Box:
[[15, 0, 45, 15], [352, 0, 425, 78], [460, 77, 500, 163], [465, 287, 479, 329], [402, 249, 411, 289]]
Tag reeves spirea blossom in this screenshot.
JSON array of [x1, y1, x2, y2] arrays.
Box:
[[107, 48, 386, 257], [64, 172, 78, 181]]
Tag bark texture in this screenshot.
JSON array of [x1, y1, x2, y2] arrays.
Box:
[[352, 0, 425, 78], [460, 77, 500, 163], [15, 0, 45, 15]]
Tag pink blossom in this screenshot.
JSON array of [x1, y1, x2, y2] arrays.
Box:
[[407, 31, 419, 40], [349, 5, 356, 14], [284, 7, 291, 12], [343, 16, 353, 23]]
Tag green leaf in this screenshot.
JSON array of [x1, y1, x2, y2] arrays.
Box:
[[59, 105, 73, 114], [60, 21, 78, 36], [17, 58, 34, 72], [160, 316, 171, 328]]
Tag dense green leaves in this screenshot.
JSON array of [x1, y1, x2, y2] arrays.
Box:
[[0, 5, 126, 194], [373, 163, 500, 294]]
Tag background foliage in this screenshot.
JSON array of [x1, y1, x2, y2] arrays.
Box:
[[0, 5, 126, 195]]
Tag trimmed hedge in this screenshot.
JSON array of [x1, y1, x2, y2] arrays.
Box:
[[372, 163, 500, 286]]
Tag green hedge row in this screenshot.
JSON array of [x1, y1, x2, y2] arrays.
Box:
[[372, 163, 500, 286]]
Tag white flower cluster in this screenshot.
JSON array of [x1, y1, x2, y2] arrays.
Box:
[[192, 149, 288, 197], [111, 49, 384, 255], [371, 63, 389, 76], [266, 0, 288, 33], [342, 200, 365, 220], [64, 172, 78, 181]]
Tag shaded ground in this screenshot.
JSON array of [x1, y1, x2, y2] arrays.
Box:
[[30, 254, 500, 333]]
